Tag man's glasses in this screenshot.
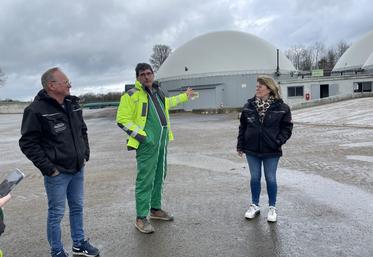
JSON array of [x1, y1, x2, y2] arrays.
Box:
[[51, 80, 72, 86]]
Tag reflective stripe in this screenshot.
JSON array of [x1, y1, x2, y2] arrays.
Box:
[[127, 88, 138, 96], [117, 123, 128, 132], [119, 124, 129, 132], [42, 113, 60, 117], [125, 122, 134, 130], [130, 126, 139, 138], [122, 122, 144, 134], [118, 123, 145, 142]]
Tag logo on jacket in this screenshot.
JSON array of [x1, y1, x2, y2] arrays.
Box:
[[54, 123, 66, 133]]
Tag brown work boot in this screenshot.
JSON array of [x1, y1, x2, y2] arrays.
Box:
[[135, 217, 155, 234], [149, 209, 174, 221]]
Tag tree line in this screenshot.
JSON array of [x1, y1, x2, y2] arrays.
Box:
[[285, 41, 350, 72], [79, 92, 122, 103]]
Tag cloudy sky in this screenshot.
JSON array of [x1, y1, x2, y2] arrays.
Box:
[[1, 0, 372, 100]]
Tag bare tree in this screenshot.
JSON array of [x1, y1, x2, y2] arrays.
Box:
[[326, 48, 337, 70], [0, 67, 6, 87], [286, 40, 349, 71], [318, 48, 337, 71], [335, 40, 350, 60], [286, 45, 315, 71], [149, 44, 172, 72], [311, 41, 325, 69], [318, 57, 328, 70], [285, 45, 304, 70], [299, 48, 313, 71]]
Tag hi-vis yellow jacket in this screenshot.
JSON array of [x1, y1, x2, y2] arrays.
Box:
[[116, 80, 189, 150]]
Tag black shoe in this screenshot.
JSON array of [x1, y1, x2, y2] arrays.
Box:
[[72, 239, 99, 257], [52, 250, 69, 257]]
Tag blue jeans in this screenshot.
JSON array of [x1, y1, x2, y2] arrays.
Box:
[[44, 169, 85, 254], [245, 155, 280, 207]]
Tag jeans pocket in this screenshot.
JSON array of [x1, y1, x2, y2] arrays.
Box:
[[49, 171, 62, 178]]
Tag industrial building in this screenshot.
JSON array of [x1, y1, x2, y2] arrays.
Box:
[[279, 31, 373, 107], [157, 30, 295, 110], [156, 30, 373, 110]]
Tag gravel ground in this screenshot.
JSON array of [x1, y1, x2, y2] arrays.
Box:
[[0, 97, 372, 257]]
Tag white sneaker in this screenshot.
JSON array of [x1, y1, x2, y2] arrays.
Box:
[[267, 206, 277, 222], [244, 204, 260, 219]]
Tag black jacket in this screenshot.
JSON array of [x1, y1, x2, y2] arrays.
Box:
[[237, 97, 293, 157], [19, 90, 89, 176], [0, 217, 4, 236]]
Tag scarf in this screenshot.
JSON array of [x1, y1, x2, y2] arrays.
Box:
[[254, 96, 274, 123]]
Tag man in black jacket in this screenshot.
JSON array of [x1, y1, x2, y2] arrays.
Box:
[[19, 67, 99, 257]]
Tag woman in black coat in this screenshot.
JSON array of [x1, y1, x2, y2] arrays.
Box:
[[237, 75, 293, 222]]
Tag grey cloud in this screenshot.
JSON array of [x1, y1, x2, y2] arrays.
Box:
[[0, 0, 372, 100]]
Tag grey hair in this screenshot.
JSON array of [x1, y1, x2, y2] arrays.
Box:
[[41, 67, 60, 89]]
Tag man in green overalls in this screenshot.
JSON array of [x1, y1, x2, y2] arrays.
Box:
[[116, 63, 195, 233]]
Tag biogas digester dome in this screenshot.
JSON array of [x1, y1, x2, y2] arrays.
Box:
[[157, 31, 295, 109], [333, 31, 373, 72], [157, 31, 295, 80]]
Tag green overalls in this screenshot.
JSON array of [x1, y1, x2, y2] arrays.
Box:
[[116, 80, 189, 218], [136, 91, 168, 217], [136, 92, 168, 217]]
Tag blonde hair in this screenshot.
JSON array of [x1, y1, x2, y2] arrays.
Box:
[[257, 75, 281, 99]]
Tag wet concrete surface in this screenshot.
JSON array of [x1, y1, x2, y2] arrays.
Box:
[[0, 103, 373, 257]]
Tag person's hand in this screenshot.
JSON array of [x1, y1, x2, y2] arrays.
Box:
[[237, 150, 243, 157], [0, 194, 11, 208], [185, 87, 195, 99], [51, 169, 60, 177]]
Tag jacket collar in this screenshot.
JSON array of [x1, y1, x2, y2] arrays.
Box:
[[135, 80, 159, 93], [34, 89, 79, 105], [247, 96, 283, 108]]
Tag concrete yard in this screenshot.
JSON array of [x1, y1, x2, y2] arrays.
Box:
[[0, 97, 373, 257]]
